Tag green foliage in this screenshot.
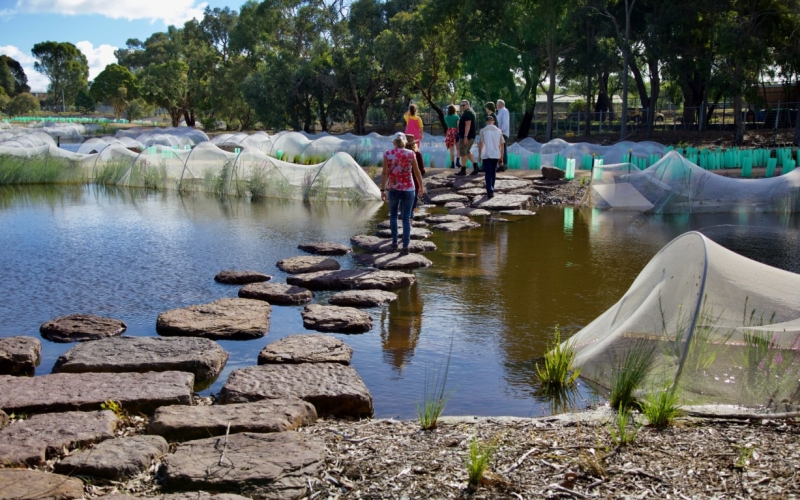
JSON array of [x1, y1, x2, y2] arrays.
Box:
[[0, 55, 30, 96], [100, 400, 124, 419], [0, 154, 84, 184], [0, 90, 10, 113], [74, 87, 95, 113], [418, 341, 454, 431], [32, 41, 89, 108], [536, 324, 581, 388], [608, 404, 639, 446], [91, 64, 139, 119], [734, 444, 756, 470], [6, 93, 40, 116], [465, 437, 497, 489], [610, 339, 656, 411], [93, 161, 130, 185], [640, 386, 683, 428]]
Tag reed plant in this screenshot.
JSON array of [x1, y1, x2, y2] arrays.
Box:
[[465, 437, 496, 490], [417, 341, 454, 430], [609, 339, 656, 410], [536, 324, 581, 388], [640, 385, 683, 428], [608, 404, 639, 446], [0, 154, 84, 184]]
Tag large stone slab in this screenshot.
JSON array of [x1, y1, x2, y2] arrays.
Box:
[[157, 298, 271, 340], [148, 399, 317, 442], [353, 252, 433, 270], [500, 209, 537, 216], [239, 282, 313, 306], [375, 227, 432, 240], [258, 334, 352, 365], [40, 314, 126, 343], [429, 193, 469, 205], [297, 241, 351, 256], [450, 207, 491, 216], [287, 269, 415, 291], [541, 166, 566, 180], [473, 194, 533, 211], [163, 494, 253, 500], [302, 304, 372, 333], [52, 337, 228, 385], [214, 270, 271, 285], [54, 435, 168, 479], [350, 235, 436, 254], [0, 410, 118, 466], [276, 256, 340, 274], [219, 363, 374, 418], [0, 336, 41, 376], [494, 179, 533, 192], [431, 220, 482, 232], [328, 290, 398, 308], [0, 469, 84, 500], [456, 187, 487, 196], [377, 219, 428, 229], [0, 371, 194, 415], [165, 431, 323, 500]]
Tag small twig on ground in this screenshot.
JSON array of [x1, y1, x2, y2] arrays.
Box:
[[549, 483, 592, 499], [218, 422, 230, 467], [503, 447, 537, 474]]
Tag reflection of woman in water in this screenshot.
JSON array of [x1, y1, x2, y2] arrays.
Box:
[[380, 283, 424, 371]]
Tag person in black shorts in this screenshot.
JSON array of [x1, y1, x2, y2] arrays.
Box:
[[455, 100, 478, 176]]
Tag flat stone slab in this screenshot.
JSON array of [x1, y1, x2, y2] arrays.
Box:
[[431, 220, 481, 232], [52, 337, 228, 384], [54, 435, 168, 479], [500, 209, 537, 216], [494, 179, 533, 192], [377, 219, 428, 229], [297, 241, 352, 255], [375, 227, 432, 240], [0, 371, 194, 415], [0, 410, 118, 466], [425, 214, 470, 224], [302, 304, 372, 333], [157, 298, 271, 340], [429, 193, 469, 205], [162, 494, 253, 500], [353, 252, 433, 270], [0, 336, 41, 376], [214, 270, 271, 284], [0, 469, 84, 500], [450, 207, 492, 216], [542, 166, 566, 180], [276, 256, 340, 274], [220, 363, 373, 417], [473, 194, 533, 211], [239, 282, 313, 306], [165, 431, 323, 500], [258, 334, 352, 364], [444, 202, 465, 209], [40, 314, 126, 343], [456, 187, 487, 196], [329, 289, 398, 308], [148, 399, 317, 442], [350, 234, 436, 254], [287, 269, 416, 291]]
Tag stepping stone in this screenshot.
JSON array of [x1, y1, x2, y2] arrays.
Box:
[[500, 209, 537, 216], [239, 282, 313, 306], [353, 252, 433, 270], [542, 166, 566, 180], [507, 188, 540, 197], [0, 371, 194, 415], [0, 336, 41, 376], [444, 201, 465, 209], [157, 298, 271, 340], [375, 227, 432, 240], [377, 219, 428, 229], [258, 334, 352, 364], [148, 399, 317, 442], [96, 495, 252, 500], [302, 304, 372, 333], [494, 179, 533, 192], [297, 241, 352, 255], [52, 337, 228, 386], [54, 435, 168, 479], [287, 269, 415, 291], [0, 410, 118, 466], [473, 194, 533, 211], [450, 207, 491, 216], [429, 193, 469, 205], [457, 187, 487, 196], [276, 256, 340, 274], [165, 431, 323, 500], [431, 220, 481, 232], [214, 270, 271, 285], [329, 290, 398, 308], [0, 469, 84, 500], [39, 314, 126, 343], [425, 214, 470, 224], [423, 175, 454, 189], [412, 211, 430, 220], [350, 234, 436, 253], [425, 187, 454, 198], [219, 363, 374, 417]]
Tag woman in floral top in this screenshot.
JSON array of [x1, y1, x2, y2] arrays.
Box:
[[381, 132, 424, 254]]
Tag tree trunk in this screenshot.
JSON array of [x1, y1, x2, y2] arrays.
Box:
[[595, 70, 612, 119], [794, 81, 800, 146], [517, 108, 534, 140], [545, 43, 556, 141], [645, 57, 660, 139], [385, 81, 402, 134], [584, 73, 592, 136], [170, 107, 182, 127], [733, 93, 744, 146]]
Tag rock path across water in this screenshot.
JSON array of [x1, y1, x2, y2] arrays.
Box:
[[39, 314, 127, 343]]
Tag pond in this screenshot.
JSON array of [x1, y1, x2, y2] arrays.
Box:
[[1, 184, 798, 418]]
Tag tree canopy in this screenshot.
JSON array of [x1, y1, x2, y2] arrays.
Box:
[[31, 41, 89, 109]]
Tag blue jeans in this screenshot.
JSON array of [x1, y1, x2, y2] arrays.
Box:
[[388, 189, 416, 248], [483, 158, 498, 196]]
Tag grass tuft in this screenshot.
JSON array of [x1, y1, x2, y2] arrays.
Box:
[[465, 437, 496, 489], [610, 339, 656, 411], [536, 324, 581, 387], [417, 340, 455, 430], [608, 404, 639, 446], [640, 385, 683, 428]]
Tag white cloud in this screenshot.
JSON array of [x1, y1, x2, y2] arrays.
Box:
[[0, 45, 49, 93], [16, 0, 208, 26], [75, 41, 119, 81]]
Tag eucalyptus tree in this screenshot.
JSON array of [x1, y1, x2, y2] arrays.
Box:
[[0, 55, 30, 97], [31, 41, 89, 109], [90, 64, 139, 119], [774, 3, 800, 145]]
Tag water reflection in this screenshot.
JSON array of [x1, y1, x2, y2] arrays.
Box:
[[379, 283, 424, 373]]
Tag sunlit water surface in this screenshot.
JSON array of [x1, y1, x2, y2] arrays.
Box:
[[1, 184, 798, 418]]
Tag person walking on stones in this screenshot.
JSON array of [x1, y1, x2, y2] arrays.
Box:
[[456, 100, 478, 176], [444, 104, 460, 168], [405, 136, 426, 213], [404, 104, 424, 143], [496, 99, 510, 171], [478, 101, 498, 170], [478, 114, 505, 199], [381, 132, 424, 254]]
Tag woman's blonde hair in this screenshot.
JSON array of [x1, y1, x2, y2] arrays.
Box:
[[408, 103, 417, 116]]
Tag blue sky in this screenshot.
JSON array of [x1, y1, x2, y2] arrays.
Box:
[[0, 0, 236, 91]]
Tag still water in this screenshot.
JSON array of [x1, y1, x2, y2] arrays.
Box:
[[1, 184, 798, 418]]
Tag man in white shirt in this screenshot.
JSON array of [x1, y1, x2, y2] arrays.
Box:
[[496, 99, 510, 171], [478, 114, 505, 199]]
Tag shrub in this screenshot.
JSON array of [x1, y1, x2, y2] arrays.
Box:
[[7, 92, 40, 116]]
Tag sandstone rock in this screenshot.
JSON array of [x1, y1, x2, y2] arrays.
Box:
[[449, 207, 492, 216], [302, 304, 372, 333], [52, 337, 228, 385], [457, 187, 488, 197], [541, 166, 566, 180], [55, 435, 168, 479], [350, 235, 436, 254], [429, 193, 469, 205], [424, 187, 453, 198], [0, 469, 84, 500], [425, 214, 470, 224], [287, 269, 415, 291], [276, 256, 340, 274], [0, 336, 41, 376], [473, 194, 533, 211], [297, 242, 352, 256], [431, 220, 481, 232], [329, 290, 398, 308], [375, 227, 432, 240], [500, 209, 537, 216], [40, 314, 126, 343], [157, 298, 271, 340], [353, 252, 433, 270], [377, 219, 428, 229], [0, 410, 118, 466], [214, 270, 271, 285], [239, 282, 313, 306], [494, 179, 533, 192], [443, 201, 465, 209], [148, 399, 317, 442], [162, 494, 253, 500], [165, 432, 323, 500], [412, 211, 430, 220], [0, 410, 8, 428], [423, 175, 454, 189], [258, 334, 352, 364], [0, 371, 193, 415], [220, 363, 373, 417]]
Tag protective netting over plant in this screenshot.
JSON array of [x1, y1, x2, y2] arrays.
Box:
[[589, 151, 800, 213], [569, 231, 800, 411], [114, 127, 209, 148]]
